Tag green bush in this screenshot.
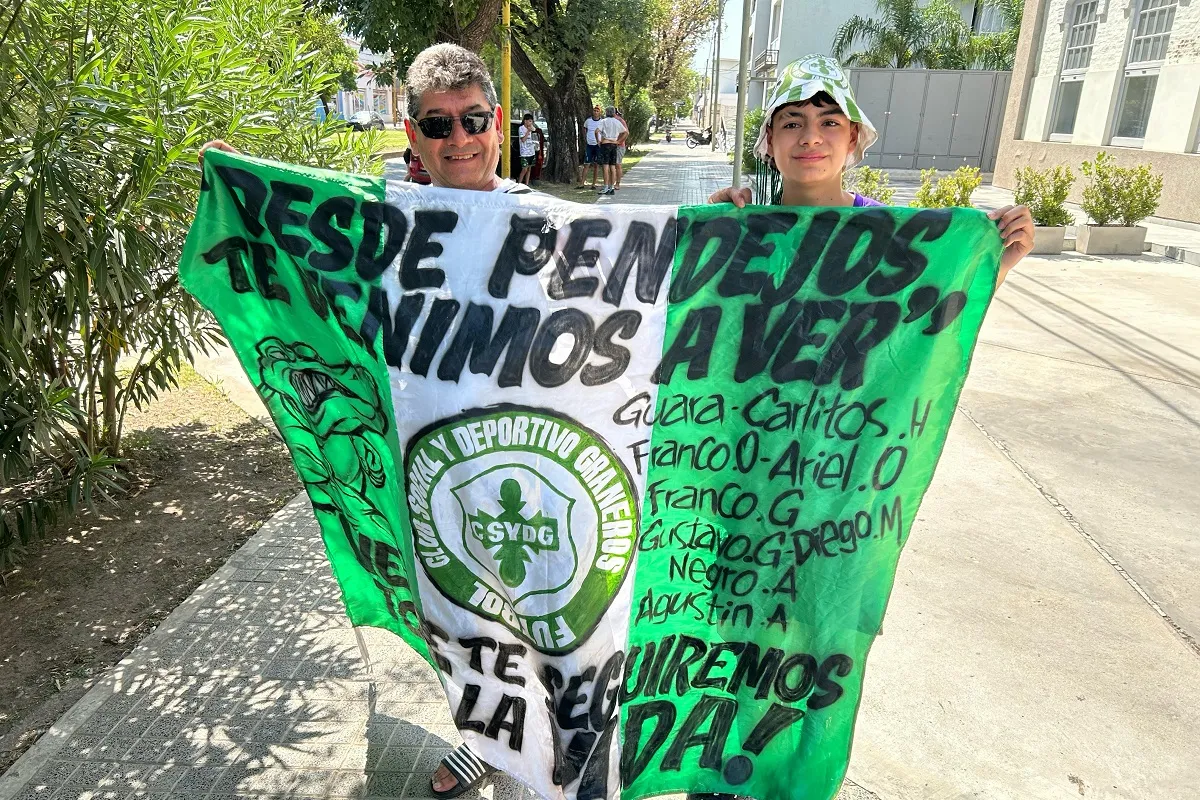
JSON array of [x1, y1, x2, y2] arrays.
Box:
[[0, 0, 375, 576], [742, 107, 766, 174], [843, 166, 896, 205], [1013, 165, 1075, 227], [623, 90, 654, 146], [910, 166, 983, 208], [1080, 152, 1163, 226]]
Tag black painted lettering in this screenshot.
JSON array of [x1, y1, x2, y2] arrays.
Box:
[[437, 303, 539, 387], [582, 311, 641, 386], [400, 210, 456, 289], [549, 218, 610, 299], [603, 218, 682, 306], [868, 210, 950, 296], [357, 201, 409, 282], [265, 180, 313, 258], [529, 309, 594, 387], [214, 164, 267, 236], [619, 701, 676, 784], [652, 306, 721, 384], [718, 211, 796, 298], [815, 301, 901, 390], [669, 217, 741, 302], [817, 210, 895, 297], [309, 196, 356, 273], [658, 694, 735, 771], [490, 214, 557, 298]]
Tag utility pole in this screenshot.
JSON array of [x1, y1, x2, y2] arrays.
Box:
[[731, 0, 753, 185], [710, 1, 724, 150], [501, 0, 512, 179]]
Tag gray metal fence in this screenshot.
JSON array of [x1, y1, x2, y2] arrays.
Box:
[[847, 69, 1012, 172]]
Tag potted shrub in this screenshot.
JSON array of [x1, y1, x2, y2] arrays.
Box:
[[1077, 152, 1163, 255], [1013, 165, 1074, 254], [909, 166, 982, 208], [843, 165, 896, 205]]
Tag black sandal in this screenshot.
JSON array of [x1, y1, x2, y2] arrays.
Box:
[[431, 743, 496, 799]]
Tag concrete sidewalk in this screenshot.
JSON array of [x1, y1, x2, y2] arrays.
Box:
[[5, 147, 1198, 800]]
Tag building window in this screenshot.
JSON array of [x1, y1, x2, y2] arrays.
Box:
[[769, 1, 783, 49], [1049, 0, 1098, 140], [1112, 0, 1178, 147]]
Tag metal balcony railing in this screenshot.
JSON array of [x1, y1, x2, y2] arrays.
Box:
[[753, 49, 779, 76]]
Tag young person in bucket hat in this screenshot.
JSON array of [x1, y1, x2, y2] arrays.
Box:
[[709, 54, 1034, 284]]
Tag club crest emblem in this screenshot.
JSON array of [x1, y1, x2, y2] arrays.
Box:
[[404, 407, 638, 654]]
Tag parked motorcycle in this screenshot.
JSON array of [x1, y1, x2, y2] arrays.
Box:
[[686, 127, 713, 149]]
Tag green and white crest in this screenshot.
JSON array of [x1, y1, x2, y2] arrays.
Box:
[[405, 407, 638, 655]]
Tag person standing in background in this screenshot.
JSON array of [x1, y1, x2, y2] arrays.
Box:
[[576, 105, 604, 189], [518, 113, 538, 185], [596, 106, 623, 195], [613, 109, 629, 191]]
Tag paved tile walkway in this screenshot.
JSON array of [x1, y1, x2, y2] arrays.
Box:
[[597, 138, 735, 207], [0, 496, 537, 800]]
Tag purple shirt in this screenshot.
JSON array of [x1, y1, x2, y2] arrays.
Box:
[[853, 193, 883, 207]]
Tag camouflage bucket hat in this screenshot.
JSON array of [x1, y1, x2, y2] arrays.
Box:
[[754, 54, 878, 169]]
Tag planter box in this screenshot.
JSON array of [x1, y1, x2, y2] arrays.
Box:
[[1031, 226, 1066, 254], [1077, 225, 1148, 255]]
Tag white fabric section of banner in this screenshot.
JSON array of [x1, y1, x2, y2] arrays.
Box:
[[382, 182, 679, 800]]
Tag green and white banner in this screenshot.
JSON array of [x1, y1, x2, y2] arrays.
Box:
[[180, 151, 1000, 800]]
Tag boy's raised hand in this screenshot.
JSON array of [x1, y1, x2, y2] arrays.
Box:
[[198, 140, 238, 164], [988, 204, 1035, 286], [708, 186, 753, 208]]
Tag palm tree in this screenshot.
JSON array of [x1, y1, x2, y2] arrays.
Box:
[[832, 0, 1023, 70], [831, 0, 929, 68], [972, 0, 1025, 69]]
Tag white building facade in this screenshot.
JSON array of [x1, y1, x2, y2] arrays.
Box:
[[332, 37, 402, 124], [995, 0, 1200, 221]]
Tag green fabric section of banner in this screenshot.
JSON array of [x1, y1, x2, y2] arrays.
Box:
[[178, 151, 431, 662], [619, 204, 1000, 800]]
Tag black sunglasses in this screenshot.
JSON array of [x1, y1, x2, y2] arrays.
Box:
[[414, 111, 495, 139]]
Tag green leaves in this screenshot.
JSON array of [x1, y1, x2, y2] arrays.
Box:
[[1081, 152, 1163, 227], [832, 0, 1023, 70], [910, 166, 982, 208], [0, 0, 375, 575], [1014, 164, 1074, 227]]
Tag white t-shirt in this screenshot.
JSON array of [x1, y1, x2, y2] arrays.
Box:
[[598, 116, 624, 143], [519, 125, 538, 157], [584, 117, 604, 145]]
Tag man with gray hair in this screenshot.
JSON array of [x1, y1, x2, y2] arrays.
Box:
[[200, 43, 530, 197], [596, 106, 624, 195]]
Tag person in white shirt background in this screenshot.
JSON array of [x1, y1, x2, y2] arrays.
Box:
[[595, 106, 624, 195], [576, 105, 604, 189], [517, 112, 539, 185], [613, 109, 628, 191]]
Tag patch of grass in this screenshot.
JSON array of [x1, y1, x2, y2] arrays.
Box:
[[371, 129, 410, 150], [336, 128, 410, 154], [533, 182, 601, 204]]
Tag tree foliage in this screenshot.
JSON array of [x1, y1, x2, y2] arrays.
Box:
[[331, 0, 502, 78], [0, 0, 376, 575], [298, 12, 361, 97], [647, 0, 716, 119], [832, 0, 1023, 70]]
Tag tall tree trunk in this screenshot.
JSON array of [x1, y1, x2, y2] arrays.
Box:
[[459, 0, 503, 52], [511, 38, 588, 183]]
